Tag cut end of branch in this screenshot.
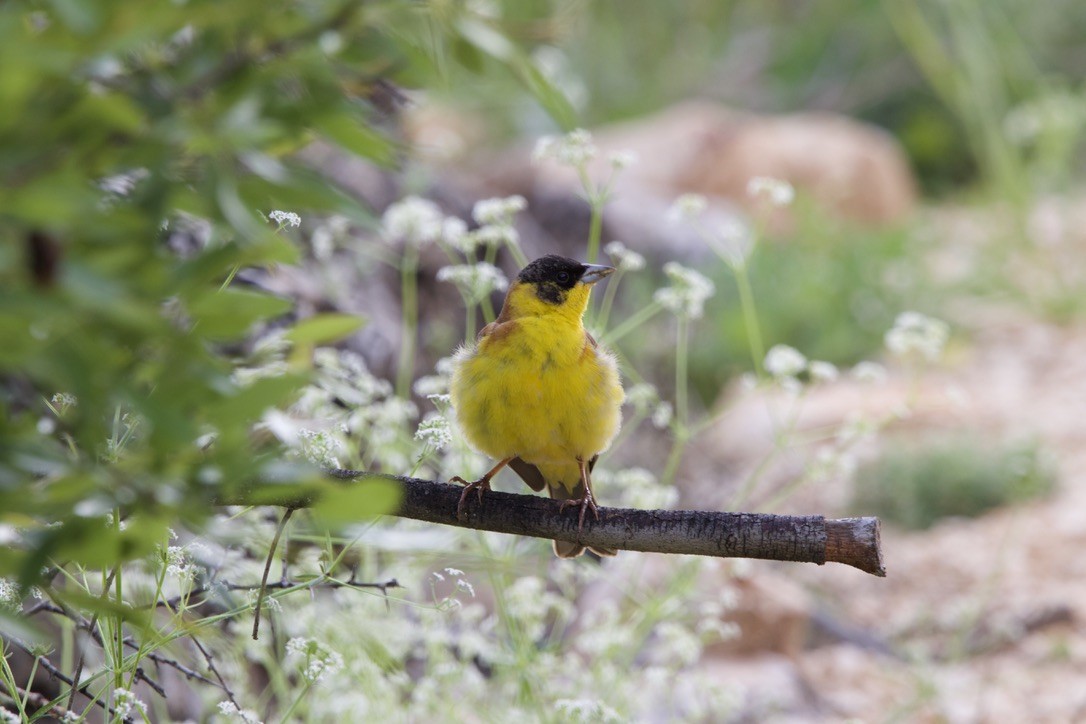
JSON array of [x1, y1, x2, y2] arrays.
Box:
[[825, 517, 885, 577]]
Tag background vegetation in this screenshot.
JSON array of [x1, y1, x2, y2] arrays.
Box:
[[1, 0, 1083, 721]]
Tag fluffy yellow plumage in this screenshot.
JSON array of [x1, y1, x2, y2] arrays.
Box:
[[449, 255, 624, 557]]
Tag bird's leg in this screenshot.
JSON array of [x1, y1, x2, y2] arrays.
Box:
[[451, 457, 514, 519], [558, 457, 601, 532]]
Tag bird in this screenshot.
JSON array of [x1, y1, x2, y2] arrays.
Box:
[[449, 254, 624, 558]]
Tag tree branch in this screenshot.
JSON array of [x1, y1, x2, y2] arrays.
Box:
[[231, 472, 886, 577]]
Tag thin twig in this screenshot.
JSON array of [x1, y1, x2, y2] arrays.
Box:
[[3, 635, 119, 719], [252, 507, 296, 641]]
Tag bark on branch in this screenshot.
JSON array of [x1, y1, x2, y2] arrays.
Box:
[[238, 471, 886, 577]]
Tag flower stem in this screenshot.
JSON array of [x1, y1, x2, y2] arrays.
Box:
[[600, 301, 663, 346], [395, 246, 420, 399], [733, 261, 765, 377], [675, 316, 690, 427]]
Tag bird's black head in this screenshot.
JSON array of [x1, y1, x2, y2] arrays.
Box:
[[517, 255, 614, 304]]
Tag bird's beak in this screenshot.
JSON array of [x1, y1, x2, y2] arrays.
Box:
[[580, 263, 615, 285]]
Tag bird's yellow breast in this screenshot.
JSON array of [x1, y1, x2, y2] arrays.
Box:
[[450, 309, 623, 491]]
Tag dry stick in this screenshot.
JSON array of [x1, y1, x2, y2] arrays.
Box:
[[3, 635, 119, 719], [234, 472, 886, 577]]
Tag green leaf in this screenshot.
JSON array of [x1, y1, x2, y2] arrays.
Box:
[[285, 314, 366, 346], [314, 112, 395, 166], [310, 476, 400, 527], [187, 288, 293, 339]]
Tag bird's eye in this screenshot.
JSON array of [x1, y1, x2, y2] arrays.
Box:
[[556, 271, 570, 283]]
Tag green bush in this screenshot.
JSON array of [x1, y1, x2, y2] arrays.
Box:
[[852, 436, 1056, 530]]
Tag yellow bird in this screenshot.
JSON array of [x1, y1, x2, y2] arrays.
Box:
[[449, 255, 624, 557]]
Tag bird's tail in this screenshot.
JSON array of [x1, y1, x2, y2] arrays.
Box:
[[547, 481, 617, 559]]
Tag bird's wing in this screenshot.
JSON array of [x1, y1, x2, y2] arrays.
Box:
[[476, 319, 518, 344], [585, 330, 598, 348], [508, 456, 546, 492]]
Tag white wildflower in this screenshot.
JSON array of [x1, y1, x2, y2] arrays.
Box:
[[604, 240, 645, 272], [381, 196, 444, 246], [653, 262, 715, 319], [456, 579, 476, 597], [268, 209, 301, 228], [667, 193, 707, 223], [809, 360, 839, 383], [608, 150, 638, 170], [884, 311, 950, 361], [415, 413, 453, 450], [165, 545, 195, 581], [764, 344, 807, 379], [441, 216, 468, 247], [746, 176, 795, 207], [651, 401, 673, 429], [37, 417, 56, 435], [112, 688, 147, 720], [50, 392, 77, 414], [654, 620, 703, 668], [285, 637, 344, 683], [218, 701, 264, 724], [472, 195, 526, 226], [413, 375, 448, 397], [437, 262, 509, 304], [711, 216, 755, 267], [0, 578, 20, 613], [532, 129, 597, 167], [554, 699, 623, 724], [99, 168, 149, 197], [455, 223, 518, 253], [625, 382, 659, 415], [850, 361, 888, 383], [430, 571, 445, 583], [297, 429, 342, 468]]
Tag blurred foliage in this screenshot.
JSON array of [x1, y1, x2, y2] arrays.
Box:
[[852, 437, 1056, 530], [450, 0, 1086, 195], [0, 0, 570, 588], [615, 211, 927, 406]]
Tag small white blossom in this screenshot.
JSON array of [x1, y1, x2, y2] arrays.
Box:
[[112, 688, 147, 720], [651, 401, 673, 429], [884, 311, 950, 361], [653, 262, 715, 319], [268, 209, 301, 228], [413, 375, 448, 397], [764, 344, 807, 379], [608, 150, 638, 170], [746, 176, 795, 207], [285, 637, 344, 683], [441, 216, 468, 247], [218, 702, 264, 724], [297, 429, 342, 468], [625, 383, 659, 414], [711, 216, 755, 267], [850, 361, 888, 383], [437, 263, 509, 304], [604, 240, 645, 272], [554, 699, 623, 724], [532, 129, 597, 167], [415, 413, 453, 450], [51, 392, 77, 413], [456, 579, 476, 597], [381, 196, 444, 246], [654, 620, 703, 668], [0, 578, 20, 613], [472, 195, 526, 226], [809, 360, 839, 383], [667, 193, 707, 223]]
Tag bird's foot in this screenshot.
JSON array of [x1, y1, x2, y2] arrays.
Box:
[[558, 489, 600, 532], [451, 475, 492, 519]]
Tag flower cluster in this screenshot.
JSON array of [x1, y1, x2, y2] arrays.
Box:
[[286, 637, 345, 683], [532, 128, 597, 167], [746, 176, 795, 207], [764, 344, 807, 379], [268, 209, 301, 228], [218, 702, 264, 724], [415, 413, 453, 450], [381, 196, 447, 246], [112, 688, 148, 720], [653, 262, 715, 319], [885, 311, 950, 361], [604, 240, 645, 272], [437, 262, 509, 304]]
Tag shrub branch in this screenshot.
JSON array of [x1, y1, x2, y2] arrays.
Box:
[[234, 471, 886, 577]]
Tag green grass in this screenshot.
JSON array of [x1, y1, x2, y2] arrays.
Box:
[[852, 436, 1056, 530]]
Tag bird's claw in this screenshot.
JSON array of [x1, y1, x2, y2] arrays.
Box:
[[451, 476, 491, 519], [559, 492, 600, 532]]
